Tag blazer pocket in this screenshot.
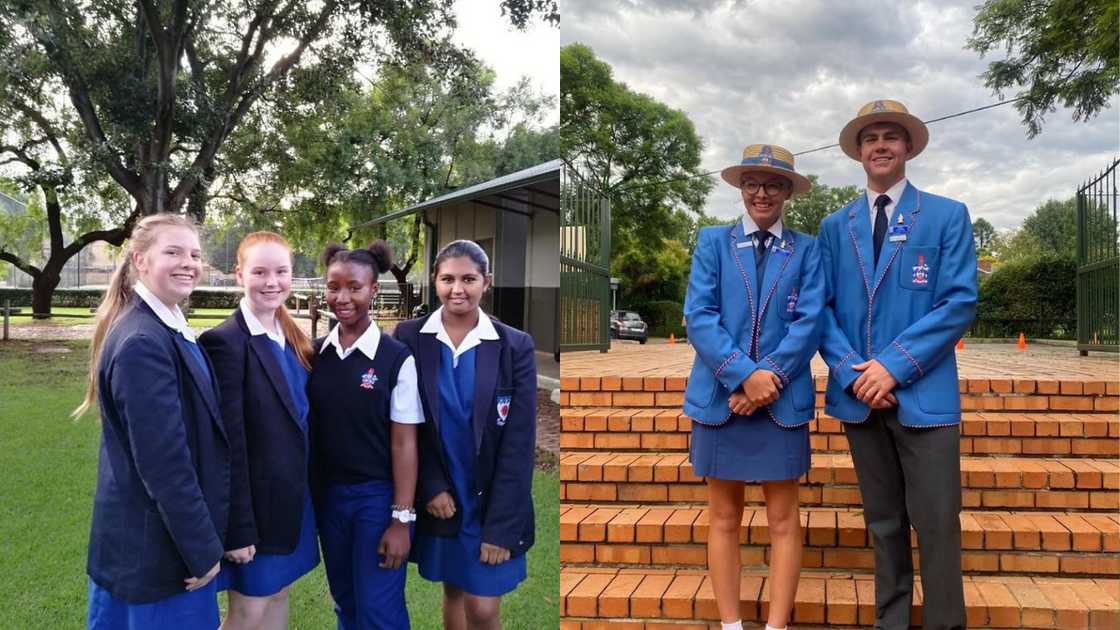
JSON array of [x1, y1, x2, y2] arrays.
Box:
[[897, 246, 938, 292], [684, 362, 717, 408], [141, 509, 181, 579]]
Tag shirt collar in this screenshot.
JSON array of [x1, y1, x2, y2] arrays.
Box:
[[866, 177, 908, 212], [239, 298, 285, 349], [419, 306, 499, 367], [134, 281, 196, 343], [320, 319, 381, 361], [741, 214, 783, 240]]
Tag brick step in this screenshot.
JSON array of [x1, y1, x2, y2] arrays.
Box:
[[560, 505, 1119, 576], [560, 409, 1120, 457], [560, 453, 1120, 511], [560, 567, 1120, 629], [559, 376, 1119, 414]]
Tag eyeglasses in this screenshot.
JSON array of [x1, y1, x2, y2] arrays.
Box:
[[741, 181, 787, 197]]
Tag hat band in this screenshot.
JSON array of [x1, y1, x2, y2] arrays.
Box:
[[741, 156, 794, 171]]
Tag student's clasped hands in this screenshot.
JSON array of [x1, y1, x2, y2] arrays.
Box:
[[729, 370, 783, 416]]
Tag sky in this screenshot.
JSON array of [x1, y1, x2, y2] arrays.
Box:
[[561, 0, 1119, 230], [452, 0, 560, 126]]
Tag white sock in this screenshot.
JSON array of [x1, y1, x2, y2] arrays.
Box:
[[765, 625, 787, 630], [721, 622, 743, 630]]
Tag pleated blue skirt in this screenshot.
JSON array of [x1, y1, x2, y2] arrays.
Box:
[[689, 411, 810, 482]]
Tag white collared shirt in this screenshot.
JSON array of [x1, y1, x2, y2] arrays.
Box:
[[134, 281, 197, 343], [320, 322, 423, 424], [239, 298, 285, 349], [741, 214, 784, 247], [866, 178, 909, 227], [419, 306, 500, 368]]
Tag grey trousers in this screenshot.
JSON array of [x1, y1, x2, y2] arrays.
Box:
[[843, 410, 966, 630]]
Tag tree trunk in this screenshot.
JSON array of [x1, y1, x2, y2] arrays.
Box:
[[30, 269, 60, 319]]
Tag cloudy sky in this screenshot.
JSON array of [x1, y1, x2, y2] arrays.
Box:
[[561, 0, 1119, 230], [453, 0, 559, 125]]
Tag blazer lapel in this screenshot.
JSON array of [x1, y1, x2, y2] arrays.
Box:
[[847, 195, 875, 297], [418, 324, 442, 434], [728, 221, 758, 321], [248, 335, 300, 425], [471, 337, 500, 454], [872, 182, 920, 292], [171, 330, 225, 439], [756, 236, 795, 323]]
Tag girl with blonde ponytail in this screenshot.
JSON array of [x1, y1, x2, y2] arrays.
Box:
[[198, 232, 319, 630], [81, 213, 230, 629]]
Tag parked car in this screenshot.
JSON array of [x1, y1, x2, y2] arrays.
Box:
[[610, 310, 648, 344]]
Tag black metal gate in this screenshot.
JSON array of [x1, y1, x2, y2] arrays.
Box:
[[1076, 157, 1119, 354], [560, 162, 611, 352]]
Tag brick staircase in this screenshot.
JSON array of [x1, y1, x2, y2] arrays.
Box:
[[559, 354, 1120, 629]]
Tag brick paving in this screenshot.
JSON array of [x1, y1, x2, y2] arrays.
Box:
[[561, 341, 1120, 382]]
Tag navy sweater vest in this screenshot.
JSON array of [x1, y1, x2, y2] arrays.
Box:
[[308, 333, 410, 484]]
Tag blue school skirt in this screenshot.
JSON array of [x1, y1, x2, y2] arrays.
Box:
[[689, 410, 810, 482], [87, 577, 218, 630], [217, 492, 319, 597]]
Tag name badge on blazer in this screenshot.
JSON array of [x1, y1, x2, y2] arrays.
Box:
[[888, 224, 910, 243], [773, 239, 793, 256], [736, 240, 754, 249]]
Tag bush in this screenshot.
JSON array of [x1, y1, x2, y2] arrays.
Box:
[[974, 254, 1077, 338], [0, 287, 300, 311], [630, 300, 685, 338]]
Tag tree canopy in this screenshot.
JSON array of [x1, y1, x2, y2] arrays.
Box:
[[782, 176, 860, 236], [967, 0, 1119, 137]]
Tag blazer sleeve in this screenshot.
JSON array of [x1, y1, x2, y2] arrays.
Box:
[[112, 334, 224, 577], [760, 238, 824, 385], [817, 218, 866, 390], [876, 202, 978, 387], [198, 328, 258, 550], [684, 229, 759, 392], [480, 332, 536, 554], [391, 323, 451, 505]]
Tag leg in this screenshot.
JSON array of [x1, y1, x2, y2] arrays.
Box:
[[893, 422, 965, 630], [220, 591, 270, 630], [350, 491, 409, 630], [258, 589, 290, 630], [443, 584, 468, 630], [463, 593, 502, 630], [843, 411, 913, 630], [761, 479, 801, 629], [706, 477, 746, 624], [318, 492, 359, 630]]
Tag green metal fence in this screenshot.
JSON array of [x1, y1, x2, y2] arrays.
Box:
[[1076, 157, 1119, 354], [560, 162, 611, 352]]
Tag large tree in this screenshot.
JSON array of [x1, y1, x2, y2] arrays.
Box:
[[967, 0, 1119, 137], [972, 217, 997, 255], [0, 0, 554, 315], [561, 43, 713, 306], [782, 175, 860, 236]]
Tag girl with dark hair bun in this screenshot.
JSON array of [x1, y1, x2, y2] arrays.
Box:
[[393, 239, 537, 630], [307, 240, 424, 629]]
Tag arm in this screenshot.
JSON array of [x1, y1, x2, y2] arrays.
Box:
[[875, 203, 978, 387], [380, 354, 421, 569], [113, 335, 223, 578], [684, 229, 758, 392], [816, 220, 866, 391], [198, 329, 257, 552], [480, 333, 537, 556], [390, 325, 452, 507], [760, 238, 825, 386]]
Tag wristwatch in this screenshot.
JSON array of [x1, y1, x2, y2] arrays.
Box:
[[391, 506, 416, 524]]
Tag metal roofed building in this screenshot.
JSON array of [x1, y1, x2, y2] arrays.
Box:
[[358, 160, 560, 356]]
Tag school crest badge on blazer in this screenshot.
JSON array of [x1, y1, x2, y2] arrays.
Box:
[[360, 368, 378, 389], [496, 395, 512, 426]]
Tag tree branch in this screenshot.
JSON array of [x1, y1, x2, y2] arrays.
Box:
[[0, 249, 40, 279]]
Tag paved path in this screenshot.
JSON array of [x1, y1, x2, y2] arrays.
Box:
[[561, 341, 1119, 382]]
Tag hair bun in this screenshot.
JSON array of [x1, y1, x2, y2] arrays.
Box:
[[367, 240, 393, 274], [322, 243, 347, 268]]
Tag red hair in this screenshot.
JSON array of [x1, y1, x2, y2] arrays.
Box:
[[238, 231, 315, 370]]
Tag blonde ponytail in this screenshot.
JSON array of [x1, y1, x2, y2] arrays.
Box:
[[72, 213, 199, 420]]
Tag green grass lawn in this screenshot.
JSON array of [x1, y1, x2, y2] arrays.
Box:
[[0, 339, 558, 629]]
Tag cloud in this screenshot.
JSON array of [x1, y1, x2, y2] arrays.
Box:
[[562, 0, 1119, 229]]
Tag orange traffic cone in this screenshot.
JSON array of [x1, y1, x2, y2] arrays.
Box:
[[956, 338, 964, 350], [669, 333, 676, 345], [1018, 332, 1026, 351]]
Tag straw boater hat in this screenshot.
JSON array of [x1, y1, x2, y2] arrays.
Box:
[[719, 144, 812, 195], [838, 99, 929, 161]]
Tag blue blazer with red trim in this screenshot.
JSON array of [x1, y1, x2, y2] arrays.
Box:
[[683, 223, 824, 427], [817, 182, 978, 426]]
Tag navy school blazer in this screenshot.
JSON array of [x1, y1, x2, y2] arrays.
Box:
[[199, 309, 310, 554], [87, 295, 230, 603], [393, 313, 537, 558]]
